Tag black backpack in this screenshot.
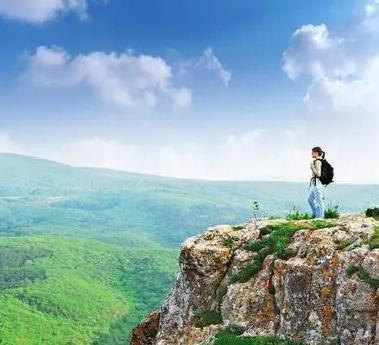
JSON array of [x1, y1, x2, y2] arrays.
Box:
[[316, 159, 334, 186]]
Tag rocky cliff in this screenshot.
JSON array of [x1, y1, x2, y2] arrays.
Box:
[[130, 215, 379, 345]]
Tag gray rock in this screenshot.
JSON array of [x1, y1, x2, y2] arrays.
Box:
[[130, 215, 379, 345]]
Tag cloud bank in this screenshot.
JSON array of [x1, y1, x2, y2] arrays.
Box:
[[24, 46, 192, 109], [1, 1, 378, 183], [281, 1, 379, 183], [0, 129, 337, 182], [28, 132, 309, 181], [0, 0, 89, 23], [0, 124, 376, 183]]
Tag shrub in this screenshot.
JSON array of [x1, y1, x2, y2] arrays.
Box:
[[324, 203, 340, 219], [232, 225, 245, 231], [193, 310, 223, 328], [286, 207, 312, 221], [366, 207, 379, 220], [252, 201, 261, 221], [223, 236, 239, 249]]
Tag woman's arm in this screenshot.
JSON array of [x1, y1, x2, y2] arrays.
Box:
[[311, 160, 322, 178]]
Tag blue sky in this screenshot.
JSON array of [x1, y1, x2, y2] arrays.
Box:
[[0, 0, 378, 182]]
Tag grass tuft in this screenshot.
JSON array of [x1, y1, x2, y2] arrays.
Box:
[[223, 236, 239, 249], [217, 285, 228, 303], [309, 219, 330, 229], [193, 310, 223, 328], [335, 238, 354, 250], [243, 238, 269, 252], [367, 227, 379, 249], [347, 265, 379, 290], [286, 208, 312, 221], [275, 248, 298, 260], [347, 265, 360, 277], [215, 326, 245, 338], [232, 225, 245, 231], [230, 260, 264, 284], [324, 203, 340, 219], [212, 335, 304, 345]]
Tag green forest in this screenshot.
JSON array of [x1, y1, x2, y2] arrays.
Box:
[[0, 153, 378, 344], [0, 236, 176, 345]]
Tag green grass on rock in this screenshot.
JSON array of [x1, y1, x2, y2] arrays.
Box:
[[232, 220, 331, 284], [194, 310, 223, 328]]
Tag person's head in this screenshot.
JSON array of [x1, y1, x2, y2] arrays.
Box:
[[311, 147, 325, 159]]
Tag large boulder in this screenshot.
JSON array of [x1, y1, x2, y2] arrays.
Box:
[[130, 215, 379, 345]]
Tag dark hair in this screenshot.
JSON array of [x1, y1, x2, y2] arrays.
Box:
[[312, 147, 325, 159]]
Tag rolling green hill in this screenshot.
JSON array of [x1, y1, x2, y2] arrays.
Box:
[[0, 152, 378, 344], [1, 153, 378, 246], [0, 236, 176, 345]]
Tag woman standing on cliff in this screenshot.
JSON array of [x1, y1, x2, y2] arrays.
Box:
[[308, 147, 325, 219]]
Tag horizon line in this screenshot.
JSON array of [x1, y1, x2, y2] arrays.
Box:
[[1, 151, 378, 186]]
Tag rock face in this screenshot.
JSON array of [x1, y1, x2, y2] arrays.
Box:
[[130, 312, 160, 345], [130, 215, 379, 345]]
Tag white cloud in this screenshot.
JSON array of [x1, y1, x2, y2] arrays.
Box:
[[0, 126, 377, 183], [179, 48, 232, 87], [282, 24, 352, 80], [0, 0, 88, 23], [0, 131, 307, 182], [366, 0, 379, 16], [281, 0, 379, 183], [0, 129, 309, 182], [198, 48, 232, 86], [23, 46, 192, 109], [33, 131, 311, 182], [39, 137, 210, 179]]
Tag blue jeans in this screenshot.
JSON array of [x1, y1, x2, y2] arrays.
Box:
[[308, 185, 325, 219]]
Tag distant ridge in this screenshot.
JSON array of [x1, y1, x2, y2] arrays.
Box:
[[1, 152, 379, 186]]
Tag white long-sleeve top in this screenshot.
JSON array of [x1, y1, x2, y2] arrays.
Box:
[[310, 159, 322, 186]]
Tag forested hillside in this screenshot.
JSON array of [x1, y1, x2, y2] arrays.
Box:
[[0, 153, 378, 344], [0, 236, 176, 345]]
